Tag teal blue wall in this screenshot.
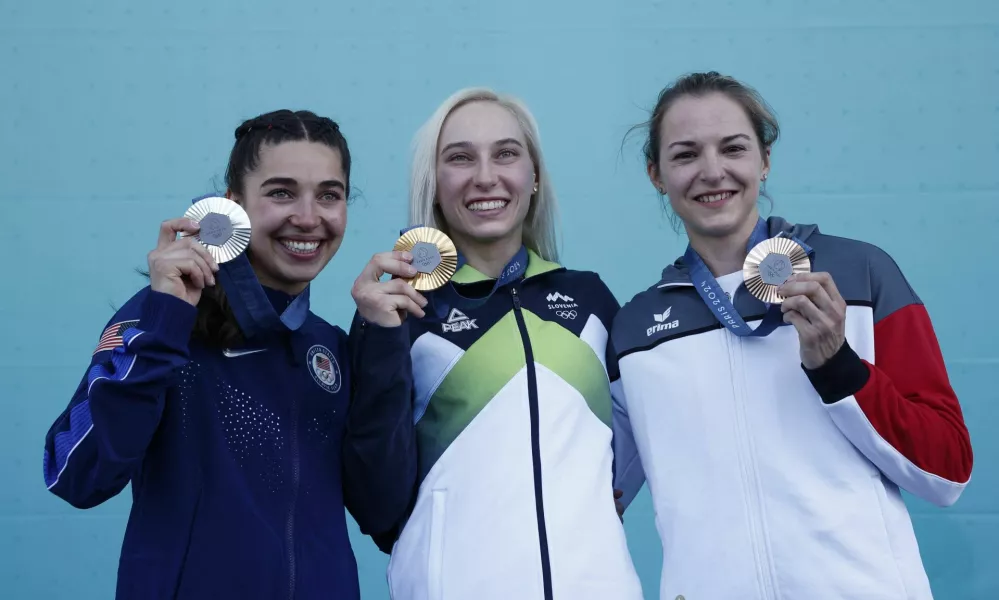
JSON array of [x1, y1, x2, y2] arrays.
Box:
[[2, 1, 996, 598]]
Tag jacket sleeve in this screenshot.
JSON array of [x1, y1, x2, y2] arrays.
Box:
[[43, 288, 198, 508], [611, 375, 646, 513], [592, 273, 646, 513], [804, 247, 973, 507], [342, 311, 418, 554]]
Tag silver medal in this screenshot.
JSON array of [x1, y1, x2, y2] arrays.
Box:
[[182, 196, 252, 263]]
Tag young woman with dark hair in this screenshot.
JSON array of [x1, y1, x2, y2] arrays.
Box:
[[42, 109, 418, 600]]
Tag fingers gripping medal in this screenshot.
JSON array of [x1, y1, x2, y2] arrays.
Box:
[[393, 227, 458, 291], [182, 197, 252, 263], [742, 236, 811, 304]]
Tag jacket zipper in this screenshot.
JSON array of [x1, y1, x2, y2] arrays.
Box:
[[510, 287, 554, 600], [287, 340, 300, 600], [725, 332, 777, 599]]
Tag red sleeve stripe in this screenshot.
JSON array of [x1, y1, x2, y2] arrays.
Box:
[[853, 304, 973, 488]]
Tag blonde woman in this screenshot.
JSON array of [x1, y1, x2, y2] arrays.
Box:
[[350, 88, 643, 599]]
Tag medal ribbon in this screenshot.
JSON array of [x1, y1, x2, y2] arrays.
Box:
[[190, 195, 310, 340], [400, 225, 528, 322], [683, 217, 813, 338]]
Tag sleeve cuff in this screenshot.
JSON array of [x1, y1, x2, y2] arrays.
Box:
[[138, 290, 199, 351], [357, 320, 410, 362], [360, 319, 410, 343], [802, 340, 871, 404]]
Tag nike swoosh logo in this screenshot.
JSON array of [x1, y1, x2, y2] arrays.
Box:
[[223, 348, 267, 358]]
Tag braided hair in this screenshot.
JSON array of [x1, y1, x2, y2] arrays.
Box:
[[191, 109, 352, 347], [226, 109, 351, 199]]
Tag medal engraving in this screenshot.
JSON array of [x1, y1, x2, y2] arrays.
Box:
[[198, 213, 234, 246], [758, 253, 793, 286], [411, 241, 442, 274]]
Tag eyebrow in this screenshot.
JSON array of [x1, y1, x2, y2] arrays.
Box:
[[667, 133, 752, 149], [260, 176, 345, 190], [439, 138, 525, 155]]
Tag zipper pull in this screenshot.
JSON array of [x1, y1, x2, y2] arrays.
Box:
[[511, 287, 521, 309]]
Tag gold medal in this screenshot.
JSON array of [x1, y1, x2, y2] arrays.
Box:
[[182, 196, 252, 263], [393, 226, 458, 291], [742, 236, 811, 304]]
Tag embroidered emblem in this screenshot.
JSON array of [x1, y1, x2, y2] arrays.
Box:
[[307, 344, 341, 393], [546, 291, 579, 319], [93, 320, 139, 354]]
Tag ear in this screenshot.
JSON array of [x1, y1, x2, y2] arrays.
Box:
[[762, 146, 772, 178], [225, 189, 245, 205], [646, 161, 664, 194]]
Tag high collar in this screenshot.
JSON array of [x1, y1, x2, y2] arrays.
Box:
[[655, 215, 821, 288], [215, 253, 311, 341], [450, 248, 562, 285]]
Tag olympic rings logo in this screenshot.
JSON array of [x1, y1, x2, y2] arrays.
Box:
[[555, 310, 577, 320]]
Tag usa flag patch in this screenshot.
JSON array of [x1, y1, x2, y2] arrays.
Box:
[[94, 320, 139, 354]]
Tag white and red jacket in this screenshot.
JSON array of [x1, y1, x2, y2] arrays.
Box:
[[610, 216, 973, 600]]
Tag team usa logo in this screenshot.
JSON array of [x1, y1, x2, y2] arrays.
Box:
[[307, 345, 341, 393]]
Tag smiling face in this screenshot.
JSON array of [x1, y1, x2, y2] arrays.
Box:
[[435, 100, 537, 251], [235, 140, 347, 294], [649, 92, 770, 242]]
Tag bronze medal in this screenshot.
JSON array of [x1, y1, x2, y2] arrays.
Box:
[[742, 236, 811, 304]]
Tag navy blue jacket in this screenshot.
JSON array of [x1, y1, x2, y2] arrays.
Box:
[[42, 257, 415, 600]]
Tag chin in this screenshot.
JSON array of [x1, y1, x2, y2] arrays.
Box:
[[250, 239, 337, 292], [469, 227, 512, 242]]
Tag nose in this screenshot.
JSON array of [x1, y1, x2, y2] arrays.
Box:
[[699, 150, 724, 183], [473, 160, 498, 189], [288, 196, 322, 230]]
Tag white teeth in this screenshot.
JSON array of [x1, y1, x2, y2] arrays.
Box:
[[467, 200, 508, 211], [282, 240, 320, 254], [695, 191, 734, 203]]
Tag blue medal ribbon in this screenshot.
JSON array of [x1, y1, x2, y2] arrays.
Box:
[[190, 195, 310, 340], [399, 225, 528, 322], [683, 217, 813, 337], [216, 253, 311, 339]]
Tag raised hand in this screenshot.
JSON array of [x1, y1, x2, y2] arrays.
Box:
[[351, 251, 429, 327], [148, 218, 220, 306], [777, 272, 847, 369]]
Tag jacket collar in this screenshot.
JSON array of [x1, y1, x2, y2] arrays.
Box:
[[450, 248, 563, 285], [216, 252, 311, 340]]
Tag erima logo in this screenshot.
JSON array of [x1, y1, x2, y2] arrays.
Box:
[[646, 307, 680, 336], [546, 291, 579, 312], [442, 308, 477, 333]]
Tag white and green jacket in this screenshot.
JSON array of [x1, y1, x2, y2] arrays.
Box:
[[358, 250, 643, 600]]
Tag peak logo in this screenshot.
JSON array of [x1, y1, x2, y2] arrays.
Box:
[[647, 307, 679, 336], [442, 308, 477, 333]]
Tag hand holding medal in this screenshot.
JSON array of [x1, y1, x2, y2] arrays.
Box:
[[148, 196, 249, 307], [742, 234, 846, 369], [147, 218, 217, 306], [351, 227, 457, 328], [181, 196, 252, 264], [776, 271, 847, 370]]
